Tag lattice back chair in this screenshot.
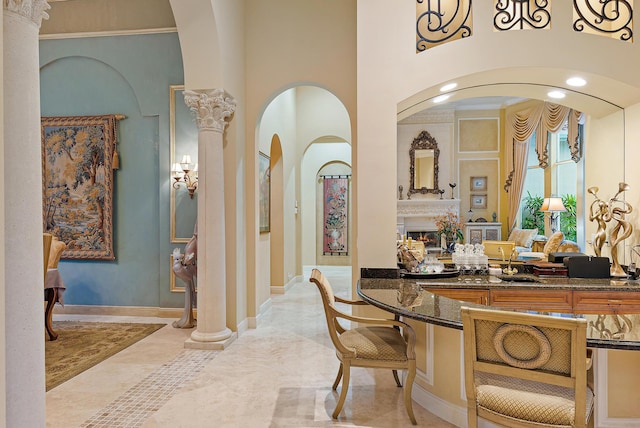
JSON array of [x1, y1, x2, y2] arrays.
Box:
[[309, 268, 417, 425], [461, 307, 594, 428]]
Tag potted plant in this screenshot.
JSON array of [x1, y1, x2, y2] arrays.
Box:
[[521, 191, 545, 233], [435, 212, 464, 251]]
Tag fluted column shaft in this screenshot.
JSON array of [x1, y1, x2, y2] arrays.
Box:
[[183, 89, 236, 348], [3, 0, 50, 426]]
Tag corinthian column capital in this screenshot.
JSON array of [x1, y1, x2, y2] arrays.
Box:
[[183, 89, 237, 133], [4, 0, 50, 27]]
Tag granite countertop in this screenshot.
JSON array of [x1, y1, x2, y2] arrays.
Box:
[[358, 276, 640, 350], [401, 273, 640, 291]]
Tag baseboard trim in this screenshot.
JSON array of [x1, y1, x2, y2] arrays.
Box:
[[236, 318, 249, 336], [412, 381, 468, 428], [54, 304, 185, 318], [271, 274, 302, 294]]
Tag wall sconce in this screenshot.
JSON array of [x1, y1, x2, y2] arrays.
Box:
[[540, 196, 566, 233], [172, 155, 198, 198]]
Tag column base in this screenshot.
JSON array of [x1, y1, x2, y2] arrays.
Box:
[[185, 328, 237, 350]]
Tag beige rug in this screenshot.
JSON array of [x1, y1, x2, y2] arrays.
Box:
[[45, 321, 166, 391]]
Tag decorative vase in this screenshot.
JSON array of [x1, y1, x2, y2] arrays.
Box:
[[329, 229, 342, 250], [445, 236, 456, 253]]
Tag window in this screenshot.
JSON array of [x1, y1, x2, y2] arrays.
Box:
[[519, 121, 579, 241]]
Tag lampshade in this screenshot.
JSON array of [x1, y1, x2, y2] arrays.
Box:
[[179, 154, 194, 172], [540, 197, 566, 212], [171, 163, 183, 178]]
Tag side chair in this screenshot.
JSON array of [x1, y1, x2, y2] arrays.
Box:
[[461, 306, 594, 428], [309, 268, 417, 425]]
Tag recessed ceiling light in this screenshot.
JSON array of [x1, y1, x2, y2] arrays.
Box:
[[547, 91, 566, 99], [440, 83, 457, 92], [433, 94, 450, 103], [566, 77, 586, 87]]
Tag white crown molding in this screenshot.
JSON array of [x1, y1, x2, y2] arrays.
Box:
[[39, 26, 177, 40]]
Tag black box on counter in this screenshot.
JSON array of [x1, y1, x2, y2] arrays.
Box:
[[563, 256, 610, 278]]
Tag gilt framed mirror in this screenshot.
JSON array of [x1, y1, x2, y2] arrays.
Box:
[[409, 130, 440, 195]]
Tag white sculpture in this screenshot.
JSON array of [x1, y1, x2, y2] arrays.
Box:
[[172, 224, 197, 328]]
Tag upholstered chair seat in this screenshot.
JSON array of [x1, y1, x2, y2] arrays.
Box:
[[476, 373, 594, 426], [339, 326, 410, 361]]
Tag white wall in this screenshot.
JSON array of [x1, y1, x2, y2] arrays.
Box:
[[356, 0, 640, 270], [257, 89, 296, 306], [245, 0, 357, 313]]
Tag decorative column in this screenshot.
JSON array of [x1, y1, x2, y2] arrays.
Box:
[[183, 89, 237, 349], [3, 0, 50, 426]]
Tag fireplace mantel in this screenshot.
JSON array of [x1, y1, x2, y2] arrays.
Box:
[[397, 198, 461, 234]]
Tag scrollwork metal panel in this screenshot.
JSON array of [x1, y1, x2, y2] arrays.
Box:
[[573, 0, 633, 42], [416, 0, 473, 52], [494, 0, 551, 31]]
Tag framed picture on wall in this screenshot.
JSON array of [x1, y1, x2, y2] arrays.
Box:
[[259, 151, 271, 233], [469, 229, 483, 245], [41, 114, 123, 260], [470, 176, 487, 191], [470, 194, 487, 209]]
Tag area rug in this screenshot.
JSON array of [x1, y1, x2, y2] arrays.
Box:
[[45, 321, 166, 391]]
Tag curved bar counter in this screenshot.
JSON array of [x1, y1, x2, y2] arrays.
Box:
[[357, 273, 640, 427], [357, 275, 640, 350]]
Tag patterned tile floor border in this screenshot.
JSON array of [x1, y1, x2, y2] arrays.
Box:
[[81, 349, 218, 427]]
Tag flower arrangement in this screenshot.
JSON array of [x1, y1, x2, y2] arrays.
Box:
[[434, 212, 464, 242]]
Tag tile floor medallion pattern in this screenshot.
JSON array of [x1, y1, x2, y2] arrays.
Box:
[[80, 350, 218, 427], [46, 266, 457, 427]]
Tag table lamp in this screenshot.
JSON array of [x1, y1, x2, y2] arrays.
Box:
[[540, 196, 566, 233]]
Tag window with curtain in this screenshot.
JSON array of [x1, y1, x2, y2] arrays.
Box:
[[519, 121, 579, 240]]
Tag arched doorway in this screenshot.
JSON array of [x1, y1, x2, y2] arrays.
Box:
[[253, 86, 351, 313]]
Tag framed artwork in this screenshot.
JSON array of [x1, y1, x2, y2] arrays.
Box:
[[469, 229, 483, 245], [322, 175, 349, 255], [41, 115, 123, 260], [470, 194, 487, 209], [259, 152, 271, 233], [470, 176, 487, 191]]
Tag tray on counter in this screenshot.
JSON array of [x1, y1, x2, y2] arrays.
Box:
[[400, 269, 460, 279]]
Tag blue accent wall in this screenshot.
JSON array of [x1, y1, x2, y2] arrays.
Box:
[[40, 33, 188, 308]]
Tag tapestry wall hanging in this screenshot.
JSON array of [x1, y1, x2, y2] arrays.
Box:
[[259, 151, 271, 233], [41, 114, 124, 260], [323, 175, 349, 255]]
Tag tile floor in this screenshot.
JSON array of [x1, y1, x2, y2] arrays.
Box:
[[46, 266, 456, 427]]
